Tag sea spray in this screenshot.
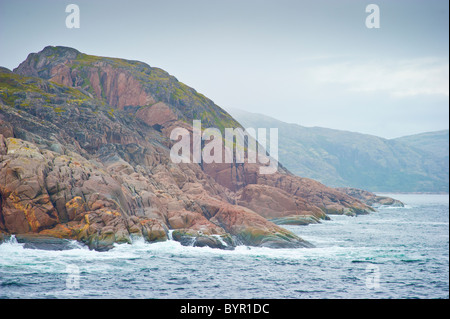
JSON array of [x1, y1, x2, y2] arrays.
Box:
[[0, 194, 447, 299]]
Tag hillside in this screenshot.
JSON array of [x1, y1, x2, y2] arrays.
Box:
[[229, 109, 448, 193], [394, 130, 449, 164], [0, 46, 375, 250]]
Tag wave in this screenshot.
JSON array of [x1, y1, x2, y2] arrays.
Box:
[[0, 233, 371, 265], [378, 205, 413, 210]]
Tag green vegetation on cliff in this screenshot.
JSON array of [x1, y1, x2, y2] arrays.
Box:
[[13, 46, 240, 133]]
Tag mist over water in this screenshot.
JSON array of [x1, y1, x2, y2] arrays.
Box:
[[0, 194, 448, 299]]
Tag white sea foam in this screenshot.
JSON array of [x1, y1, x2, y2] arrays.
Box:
[[0, 231, 373, 265], [0, 195, 448, 299]]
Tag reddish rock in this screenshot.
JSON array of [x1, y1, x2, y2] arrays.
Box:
[[65, 196, 87, 221], [1, 46, 379, 252], [39, 223, 79, 239], [236, 184, 327, 220], [0, 138, 59, 233], [195, 196, 312, 248], [137, 217, 168, 243], [44, 62, 155, 110], [203, 162, 373, 216], [168, 210, 226, 235], [0, 134, 7, 155], [0, 120, 14, 138], [136, 102, 177, 127]]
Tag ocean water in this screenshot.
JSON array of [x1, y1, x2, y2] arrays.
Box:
[[0, 194, 448, 299]]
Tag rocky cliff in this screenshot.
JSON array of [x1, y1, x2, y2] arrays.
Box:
[[0, 46, 373, 251]]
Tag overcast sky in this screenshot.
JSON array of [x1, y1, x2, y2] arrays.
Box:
[[0, 0, 448, 138]]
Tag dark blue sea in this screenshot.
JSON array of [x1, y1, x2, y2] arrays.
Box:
[[0, 194, 448, 299]]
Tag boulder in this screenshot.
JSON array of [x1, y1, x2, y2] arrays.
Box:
[[15, 234, 77, 250], [199, 197, 314, 248]]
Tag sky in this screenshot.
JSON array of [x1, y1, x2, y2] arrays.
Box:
[[0, 0, 448, 138]]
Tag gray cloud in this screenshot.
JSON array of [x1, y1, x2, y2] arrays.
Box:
[[0, 0, 448, 138]]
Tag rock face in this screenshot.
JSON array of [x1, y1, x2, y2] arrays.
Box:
[[1, 46, 375, 251], [203, 162, 373, 216], [336, 187, 404, 208], [14, 46, 154, 110], [235, 184, 329, 225], [13, 46, 240, 130]]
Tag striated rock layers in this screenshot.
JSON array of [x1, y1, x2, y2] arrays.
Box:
[[1, 46, 373, 251]]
